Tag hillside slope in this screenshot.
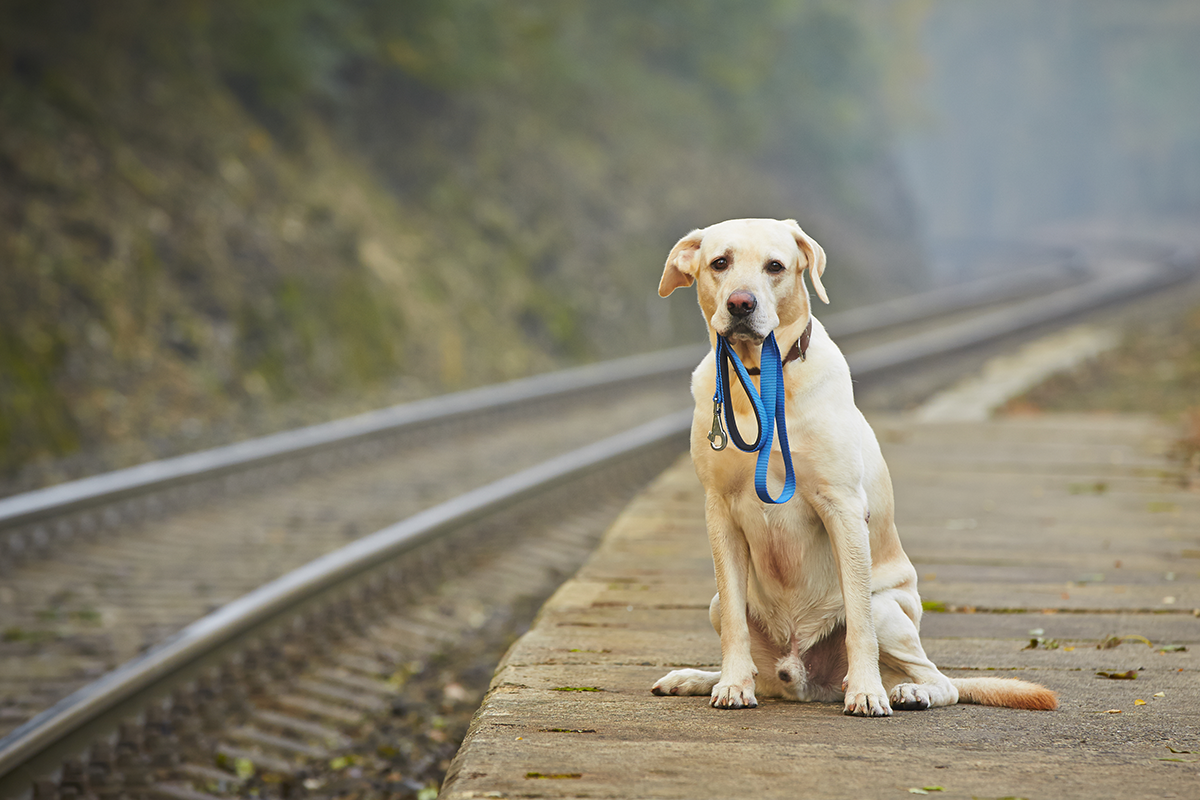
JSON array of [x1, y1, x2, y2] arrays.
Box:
[[0, 0, 926, 489]]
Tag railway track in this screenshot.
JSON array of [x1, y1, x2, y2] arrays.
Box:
[[0, 244, 1194, 800]]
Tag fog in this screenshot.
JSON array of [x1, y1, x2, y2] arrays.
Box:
[[899, 0, 1200, 278]]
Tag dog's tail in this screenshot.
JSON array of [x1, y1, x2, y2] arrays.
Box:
[[950, 677, 1058, 710]]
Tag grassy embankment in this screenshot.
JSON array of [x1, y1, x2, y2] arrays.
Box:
[[0, 1, 926, 491]]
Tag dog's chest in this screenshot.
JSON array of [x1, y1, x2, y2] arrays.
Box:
[[739, 501, 844, 648], [733, 495, 834, 590]]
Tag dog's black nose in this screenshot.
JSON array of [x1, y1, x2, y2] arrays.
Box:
[[727, 291, 757, 318]]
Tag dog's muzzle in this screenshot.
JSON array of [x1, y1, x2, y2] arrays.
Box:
[[719, 291, 766, 342]]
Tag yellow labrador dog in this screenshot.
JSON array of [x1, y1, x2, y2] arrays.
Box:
[[651, 218, 1056, 716]]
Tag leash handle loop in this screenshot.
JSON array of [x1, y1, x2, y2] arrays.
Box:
[[713, 334, 796, 504], [715, 337, 764, 452]]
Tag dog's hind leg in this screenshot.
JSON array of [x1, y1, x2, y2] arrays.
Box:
[[651, 668, 721, 696], [872, 589, 958, 710], [652, 594, 724, 697]]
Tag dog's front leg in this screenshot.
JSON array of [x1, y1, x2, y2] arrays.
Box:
[[706, 495, 758, 709], [817, 489, 892, 717]]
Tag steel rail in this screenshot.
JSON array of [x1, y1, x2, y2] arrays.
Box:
[[825, 257, 1085, 337], [0, 248, 1195, 792], [846, 255, 1194, 377], [0, 411, 691, 790], [0, 346, 705, 535], [0, 257, 1089, 542]]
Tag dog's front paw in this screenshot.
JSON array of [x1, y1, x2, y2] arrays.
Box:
[[652, 669, 720, 697], [843, 685, 892, 717], [711, 679, 757, 709], [889, 683, 931, 711]]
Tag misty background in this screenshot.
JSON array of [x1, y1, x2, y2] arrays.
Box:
[[2, 0, 1198, 491], [902, 0, 1200, 277]]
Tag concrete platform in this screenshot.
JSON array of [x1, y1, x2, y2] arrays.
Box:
[[442, 415, 1200, 800]]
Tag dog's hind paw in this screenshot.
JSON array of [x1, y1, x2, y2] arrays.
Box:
[[652, 669, 720, 697], [711, 680, 758, 709], [889, 683, 931, 711]]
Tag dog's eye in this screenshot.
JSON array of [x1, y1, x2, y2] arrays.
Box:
[[766, 260, 785, 274], [711, 257, 729, 271]]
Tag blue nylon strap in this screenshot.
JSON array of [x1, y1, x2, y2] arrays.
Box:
[[714, 337, 763, 451], [712, 333, 797, 504]]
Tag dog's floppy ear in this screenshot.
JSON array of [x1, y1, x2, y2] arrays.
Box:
[[785, 219, 829, 304], [659, 228, 704, 297]]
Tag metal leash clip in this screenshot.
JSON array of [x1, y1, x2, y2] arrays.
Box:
[[707, 399, 728, 450]]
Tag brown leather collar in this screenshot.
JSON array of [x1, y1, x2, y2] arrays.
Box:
[[747, 319, 812, 375]]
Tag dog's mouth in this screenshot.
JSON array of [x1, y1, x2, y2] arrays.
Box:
[[719, 319, 766, 343]]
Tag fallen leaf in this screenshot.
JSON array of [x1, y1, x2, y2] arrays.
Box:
[[1104, 709, 1123, 714], [1135, 699, 1146, 705], [1025, 636, 1059, 650], [1095, 670, 1138, 680], [234, 757, 255, 780], [1158, 644, 1187, 652], [1096, 634, 1153, 650], [1154, 692, 1166, 697]]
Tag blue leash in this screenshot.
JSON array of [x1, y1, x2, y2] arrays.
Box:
[[707, 333, 796, 504]]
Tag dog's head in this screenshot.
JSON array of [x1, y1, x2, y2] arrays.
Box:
[[658, 218, 828, 344]]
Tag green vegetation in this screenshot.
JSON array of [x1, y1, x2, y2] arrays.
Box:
[[0, 0, 925, 485]]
